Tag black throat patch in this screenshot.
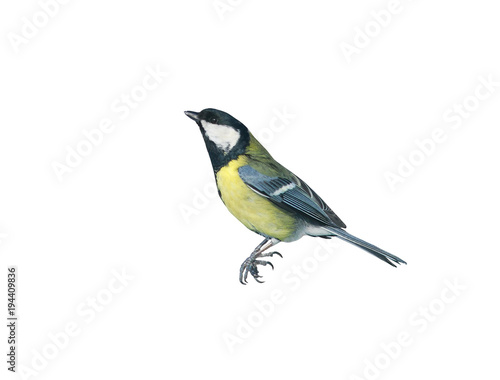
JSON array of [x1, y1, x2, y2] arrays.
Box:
[[200, 125, 250, 174]]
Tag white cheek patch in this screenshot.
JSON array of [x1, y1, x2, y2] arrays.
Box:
[[201, 121, 241, 153]]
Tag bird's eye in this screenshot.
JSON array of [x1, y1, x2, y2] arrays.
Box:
[[210, 117, 218, 124]]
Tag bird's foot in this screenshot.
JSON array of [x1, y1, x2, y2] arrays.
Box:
[[239, 252, 282, 285]]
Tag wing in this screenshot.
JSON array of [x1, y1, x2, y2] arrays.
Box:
[[288, 172, 346, 228], [238, 165, 346, 228]]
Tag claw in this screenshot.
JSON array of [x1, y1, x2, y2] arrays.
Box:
[[267, 261, 274, 270], [244, 269, 249, 284], [259, 251, 283, 259], [240, 264, 249, 285], [238, 245, 282, 284]]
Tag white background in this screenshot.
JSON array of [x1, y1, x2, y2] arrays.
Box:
[[1, 0, 499, 379]]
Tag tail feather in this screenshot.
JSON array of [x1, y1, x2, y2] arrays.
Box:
[[325, 227, 407, 267]]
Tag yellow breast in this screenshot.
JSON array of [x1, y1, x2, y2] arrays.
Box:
[[215, 156, 298, 241]]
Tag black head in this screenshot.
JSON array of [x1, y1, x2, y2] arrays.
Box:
[[184, 108, 250, 172]]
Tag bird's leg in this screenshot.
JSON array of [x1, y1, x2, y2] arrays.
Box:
[[239, 238, 281, 284]]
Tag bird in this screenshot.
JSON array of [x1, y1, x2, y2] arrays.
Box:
[[184, 108, 406, 284]]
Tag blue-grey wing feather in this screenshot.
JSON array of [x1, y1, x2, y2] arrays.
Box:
[[238, 165, 346, 228], [290, 174, 346, 228]]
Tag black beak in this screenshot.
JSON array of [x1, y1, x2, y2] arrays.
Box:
[[184, 111, 200, 121]]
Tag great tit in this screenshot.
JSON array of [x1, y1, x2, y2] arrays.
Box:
[[185, 108, 406, 284]]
